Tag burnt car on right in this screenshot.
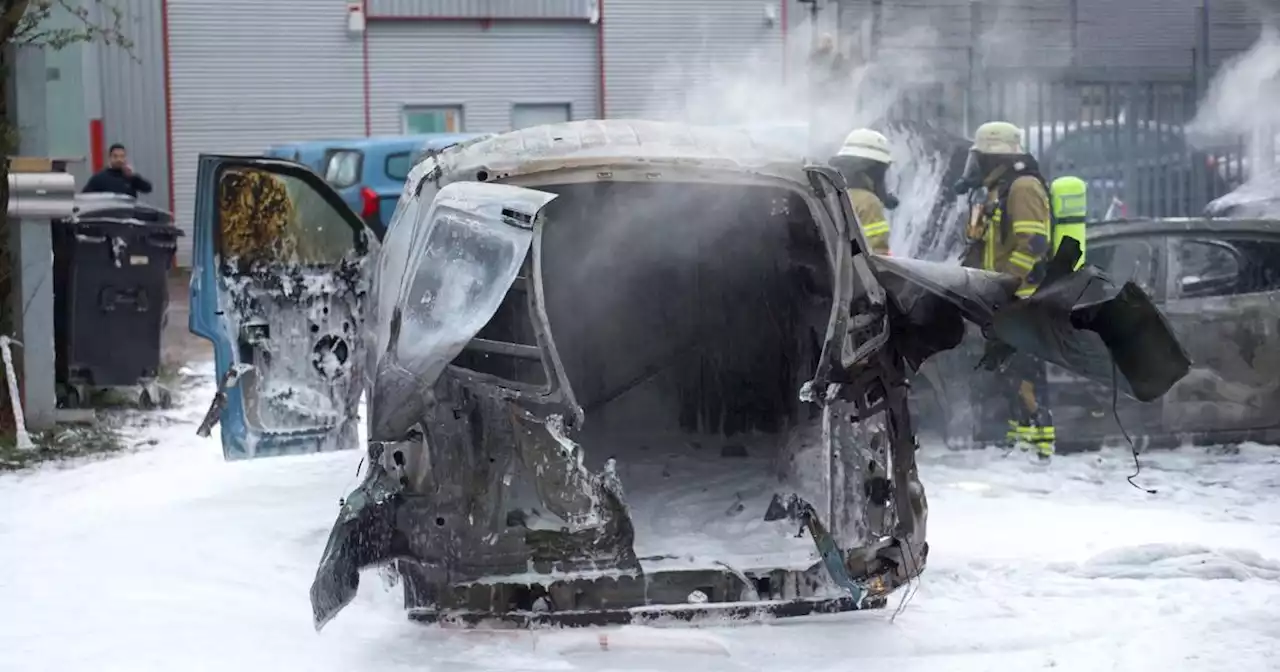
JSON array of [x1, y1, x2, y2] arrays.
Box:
[[1045, 218, 1280, 450], [921, 218, 1280, 453]]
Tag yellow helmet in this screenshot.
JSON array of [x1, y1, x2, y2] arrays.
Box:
[[971, 121, 1024, 155]]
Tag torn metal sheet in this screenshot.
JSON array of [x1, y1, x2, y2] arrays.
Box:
[[916, 217, 1272, 452]]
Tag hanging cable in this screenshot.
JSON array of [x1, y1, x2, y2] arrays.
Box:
[[890, 539, 922, 623], [1112, 358, 1157, 495]]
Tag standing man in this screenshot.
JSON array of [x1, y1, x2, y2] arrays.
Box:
[[830, 128, 898, 255], [83, 143, 153, 198], [954, 121, 1056, 461]]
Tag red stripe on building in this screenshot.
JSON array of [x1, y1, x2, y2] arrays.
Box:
[[88, 118, 105, 172]]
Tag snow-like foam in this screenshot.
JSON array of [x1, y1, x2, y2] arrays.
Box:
[[1065, 544, 1280, 582], [3, 366, 1280, 669]]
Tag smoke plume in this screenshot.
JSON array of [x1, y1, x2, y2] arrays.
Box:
[[623, 2, 1070, 260], [1190, 26, 1280, 216]]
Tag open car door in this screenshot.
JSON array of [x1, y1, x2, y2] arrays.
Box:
[[190, 156, 379, 460]]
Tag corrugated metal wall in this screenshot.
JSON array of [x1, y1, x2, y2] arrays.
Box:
[[834, 0, 1264, 78], [166, 0, 364, 264], [367, 0, 595, 19], [1208, 0, 1264, 68], [366, 20, 598, 134], [603, 0, 787, 120], [96, 0, 169, 215], [975, 0, 1073, 70], [832, 0, 1073, 73], [1076, 0, 1199, 72], [875, 0, 974, 75], [94, 0, 1267, 268]]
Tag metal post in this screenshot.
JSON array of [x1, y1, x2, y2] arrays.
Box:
[[870, 0, 882, 56], [965, 0, 982, 132], [1192, 4, 1211, 209], [7, 167, 76, 431]]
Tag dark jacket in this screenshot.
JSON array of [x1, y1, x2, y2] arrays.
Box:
[[83, 167, 153, 198]]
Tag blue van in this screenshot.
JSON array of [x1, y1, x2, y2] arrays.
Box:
[[318, 133, 489, 233], [263, 140, 347, 174]]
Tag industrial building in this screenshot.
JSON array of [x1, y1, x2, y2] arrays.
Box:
[[10, 0, 1266, 265]]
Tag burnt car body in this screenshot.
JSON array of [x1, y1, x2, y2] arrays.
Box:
[[919, 217, 1280, 452], [1204, 174, 1280, 218], [188, 120, 1188, 630]]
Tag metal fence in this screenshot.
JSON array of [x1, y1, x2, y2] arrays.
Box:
[[808, 0, 1272, 220], [875, 75, 1252, 219]]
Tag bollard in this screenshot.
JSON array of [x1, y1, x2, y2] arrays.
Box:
[[7, 168, 76, 430]]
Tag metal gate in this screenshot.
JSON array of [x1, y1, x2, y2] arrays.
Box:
[[874, 76, 1243, 219]]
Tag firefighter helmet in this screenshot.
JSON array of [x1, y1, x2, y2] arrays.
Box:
[[971, 121, 1024, 155], [835, 128, 893, 164]]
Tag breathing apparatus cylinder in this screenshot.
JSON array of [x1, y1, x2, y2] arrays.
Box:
[[1050, 176, 1088, 270]]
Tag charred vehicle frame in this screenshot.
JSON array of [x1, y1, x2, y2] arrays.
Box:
[[189, 120, 1190, 630]]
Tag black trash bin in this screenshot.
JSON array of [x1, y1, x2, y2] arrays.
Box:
[[53, 195, 184, 407]]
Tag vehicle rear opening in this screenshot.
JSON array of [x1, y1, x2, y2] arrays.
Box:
[[532, 179, 837, 573]]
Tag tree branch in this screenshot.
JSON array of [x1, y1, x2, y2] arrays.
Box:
[[8, 0, 133, 53]]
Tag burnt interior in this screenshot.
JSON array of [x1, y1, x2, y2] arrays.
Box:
[[452, 180, 836, 429], [447, 180, 837, 566], [537, 180, 833, 441]]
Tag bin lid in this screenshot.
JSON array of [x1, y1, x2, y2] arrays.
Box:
[[71, 193, 175, 226]]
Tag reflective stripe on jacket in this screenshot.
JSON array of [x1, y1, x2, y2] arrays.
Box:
[[846, 186, 890, 255]]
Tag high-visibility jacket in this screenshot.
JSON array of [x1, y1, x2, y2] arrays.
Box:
[[846, 178, 890, 255], [981, 175, 1052, 298]]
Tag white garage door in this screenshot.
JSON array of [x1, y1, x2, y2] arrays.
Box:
[[167, 0, 364, 266]]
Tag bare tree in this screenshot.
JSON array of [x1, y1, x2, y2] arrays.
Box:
[[0, 0, 130, 434]]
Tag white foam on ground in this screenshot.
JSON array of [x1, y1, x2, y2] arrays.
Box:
[[2, 365, 1279, 671]]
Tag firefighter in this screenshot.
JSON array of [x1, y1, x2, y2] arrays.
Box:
[[830, 128, 898, 255], [954, 121, 1056, 460]]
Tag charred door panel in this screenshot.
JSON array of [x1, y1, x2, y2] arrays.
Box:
[[189, 156, 375, 460]]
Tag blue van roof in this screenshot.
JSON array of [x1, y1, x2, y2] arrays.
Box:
[[265, 133, 487, 155], [325, 133, 488, 152]]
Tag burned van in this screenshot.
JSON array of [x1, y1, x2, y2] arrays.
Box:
[[188, 120, 1189, 630]]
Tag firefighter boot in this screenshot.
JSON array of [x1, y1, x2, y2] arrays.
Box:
[[1007, 420, 1041, 454], [1032, 408, 1056, 462]]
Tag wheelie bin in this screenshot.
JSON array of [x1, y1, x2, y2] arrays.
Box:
[[52, 195, 184, 408]]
